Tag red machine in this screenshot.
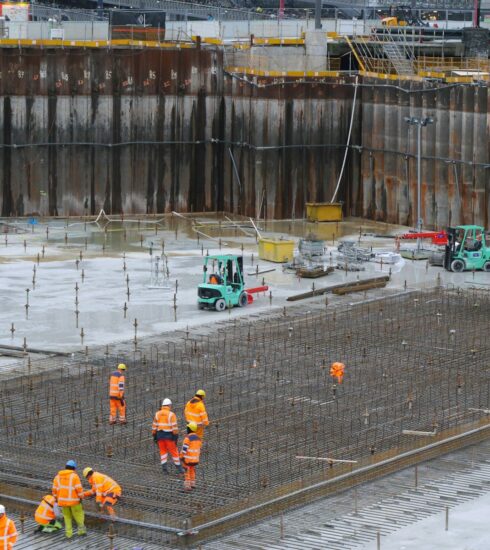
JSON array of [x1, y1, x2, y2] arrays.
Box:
[[395, 230, 447, 249]]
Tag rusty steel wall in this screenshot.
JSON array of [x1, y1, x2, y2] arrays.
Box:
[[0, 47, 488, 227], [359, 78, 489, 229]]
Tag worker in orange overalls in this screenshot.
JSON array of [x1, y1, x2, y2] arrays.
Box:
[[109, 363, 127, 425], [82, 468, 122, 518], [52, 460, 86, 539], [0, 505, 17, 549], [330, 362, 345, 384], [180, 422, 202, 492], [34, 494, 62, 533], [152, 398, 185, 475], [184, 390, 209, 440]]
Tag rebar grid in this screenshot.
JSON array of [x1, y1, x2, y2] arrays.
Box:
[[0, 287, 489, 535]]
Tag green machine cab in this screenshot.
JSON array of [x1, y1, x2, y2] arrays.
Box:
[[444, 225, 490, 272], [197, 254, 248, 311]]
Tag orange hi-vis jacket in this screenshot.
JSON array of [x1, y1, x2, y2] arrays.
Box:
[[109, 371, 125, 399], [0, 514, 17, 550], [330, 362, 345, 381], [84, 472, 121, 503], [52, 469, 84, 507], [35, 494, 57, 525], [152, 406, 178, 440], [181, 433, 202, 464], [184, 397, 209, 427]]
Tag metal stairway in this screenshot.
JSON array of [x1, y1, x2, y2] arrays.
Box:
[[381, 41, 415, 76]]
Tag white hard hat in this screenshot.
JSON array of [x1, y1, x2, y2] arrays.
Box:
[[0, 504, 5, 514], [162, 398, 172, 407]]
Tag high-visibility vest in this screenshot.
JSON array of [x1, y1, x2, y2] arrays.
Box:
[[330, 362, 345, 377], [0, 515, 17, 550], [109, 371, 125, 398], [184, 398, 209, 427], [181, 433, 202, 464], [35, 494, 57, 525], [52, 470, 83, 507], [86, 472, 121, 503], [152, 406, 178, 434]]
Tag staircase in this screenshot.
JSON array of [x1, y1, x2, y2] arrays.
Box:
[[381, 41, 415, 76]]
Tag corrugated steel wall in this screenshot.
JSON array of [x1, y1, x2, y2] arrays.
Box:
[[0, 48, 488, 228]]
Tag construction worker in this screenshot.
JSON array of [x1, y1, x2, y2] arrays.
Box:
[[184, 389, 209, 440], [0, 505, 17, 549], [82, 468, 122, 518], [109, 363, 127, 425], [34, 494, 62, 533], [152, 398, 185, 475], [180, 422, 202, 492], [330, 362, 345, 384], [52, 460, 86, 539]]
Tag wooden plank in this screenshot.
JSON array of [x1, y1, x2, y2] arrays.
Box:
[[286, 276, 390, 302]]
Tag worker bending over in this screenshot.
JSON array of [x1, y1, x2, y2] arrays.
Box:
[[152, 398, 185, 475], [34, 494, 62, 533], [330, 362, 345, 384], [180, 422, 202, 492], [82, 468, 122, 518], [0, 505, 17, 549], [184, 389, 209, 440], [109, 363, 127, 425], [52, 460, 86, 539]]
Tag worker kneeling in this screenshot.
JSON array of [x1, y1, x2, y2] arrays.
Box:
[[82, 468, 121, 518], [180, 422, 202, 492], [34, 494, 62, 533]]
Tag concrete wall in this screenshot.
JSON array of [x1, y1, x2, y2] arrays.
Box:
[[0, 47, 488, 228]]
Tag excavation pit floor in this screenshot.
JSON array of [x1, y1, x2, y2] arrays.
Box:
[[0, 214, 489, 547]]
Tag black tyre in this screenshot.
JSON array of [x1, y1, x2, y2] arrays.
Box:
[[238, 292, 248, 307], [483, 262, 490, 273], [451, 259, 465, 273], [215, 298, 226, 312]]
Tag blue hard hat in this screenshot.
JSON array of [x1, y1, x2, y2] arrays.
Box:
[[66, 460, 77, 469]]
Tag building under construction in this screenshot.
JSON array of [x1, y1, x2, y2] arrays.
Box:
[[0, 4, 489, 546]]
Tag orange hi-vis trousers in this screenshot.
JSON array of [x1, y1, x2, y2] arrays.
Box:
[[157, 440, 181, 465], [183, 462, 197, 489], [109, 398, 126, 423]]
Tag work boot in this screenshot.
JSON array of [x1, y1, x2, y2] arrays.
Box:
[[161, 464, 169, 475], [119, 419, 127, 425], [175, 464, 185, 475], [109, 420, 116, 425], [77, 527, 87, 536]]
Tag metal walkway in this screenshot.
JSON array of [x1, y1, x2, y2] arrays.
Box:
[[204, 438, 490, 549]]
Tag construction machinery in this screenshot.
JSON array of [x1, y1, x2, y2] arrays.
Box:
[[197, 254, 248, 311], [444, 225, 490, 272], [380, 6, 428, 27]]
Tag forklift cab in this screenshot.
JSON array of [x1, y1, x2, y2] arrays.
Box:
[[197, 254, 248, 311], [444, 225, 490, 272]]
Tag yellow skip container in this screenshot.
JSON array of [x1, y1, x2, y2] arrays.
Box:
[[258, 238, 295, 263], [306, 202, 343, 222]]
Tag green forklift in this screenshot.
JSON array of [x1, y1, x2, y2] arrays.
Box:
[[444, 225, 490, 272], [197, 254, 248, 311]]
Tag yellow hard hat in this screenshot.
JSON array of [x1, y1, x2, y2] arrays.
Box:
[[196, 389, 206, 397], [82, 467, 93, 478], [187, 422, 198, 432], [118, 363, 127, 370]]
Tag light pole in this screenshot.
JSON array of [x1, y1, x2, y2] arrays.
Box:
[[404, 116, 434, 253]]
